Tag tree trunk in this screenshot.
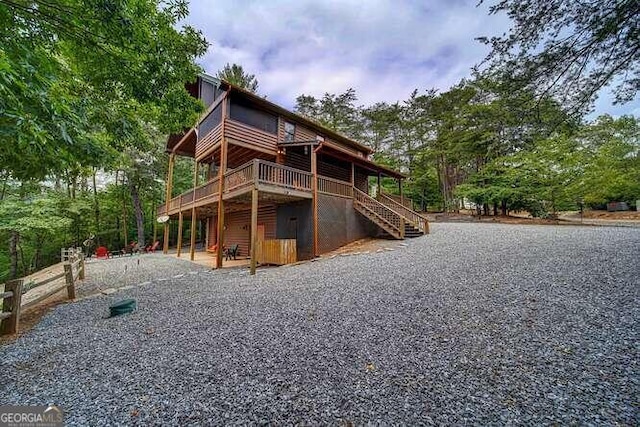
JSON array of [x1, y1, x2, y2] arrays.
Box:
[[92, 169, 100, 242], [501, 200, 507, 216], [0, 171, 7, 201], [130, 183, 145, 247], [9, 231, 19, 279], [493, 202, 498, 216]]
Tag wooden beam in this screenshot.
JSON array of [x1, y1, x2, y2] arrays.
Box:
[[170, 127, 195, 156], [377, 173, 381, 196], [215, 96, 229, 269], [205, 217, 210, 248], [163, 153, 175, 254], [250, 187, 258, 275], [176, 210, 183, 257], [228, 137, 277, 156], [399, 178, 404, 205], [351, 162, 355, 185], [190, 159, 198, 261], [311, 146, 319, 257]]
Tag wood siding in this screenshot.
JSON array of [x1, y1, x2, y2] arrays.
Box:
[[318, 155, 351, 182], [278, 117, 367, 158], [209, 205, 277, 258], [282, 147, 311, 172], [225, 119, 278, 153], [354, 169, 369, 193], [195, 123, 222, 159]]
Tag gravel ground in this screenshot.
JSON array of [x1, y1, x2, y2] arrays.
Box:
[[1, 223, 638, 425]]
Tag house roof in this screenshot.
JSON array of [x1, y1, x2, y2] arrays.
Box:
[[167, 74, 404, 179], [214, 76, 374, 155]]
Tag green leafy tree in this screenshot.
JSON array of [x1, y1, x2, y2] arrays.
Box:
[[216, 63, 259, 92], [0, 0, 207, 180], [295, 89, 364, 141], [479, 0, 640, 113], [575, 115, 640, 206], [0, 196, 71, 279]]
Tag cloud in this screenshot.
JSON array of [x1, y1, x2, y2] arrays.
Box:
[[182, 0, 638, 116]]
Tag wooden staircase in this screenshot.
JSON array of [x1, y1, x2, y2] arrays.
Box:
[[377, 192, 429, 237], [352, 189, 429, 240], [353, 188, 406, 239]]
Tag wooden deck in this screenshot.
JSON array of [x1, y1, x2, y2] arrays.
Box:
[[168, 249, 250, 269], [159, 159, 312, 216]]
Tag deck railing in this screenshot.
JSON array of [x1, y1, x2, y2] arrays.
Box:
[[194, 177, 220, 203], [224, 161, 256, 194], [378, 192, 428, 233], [317, 176, 353, 198], [385, 193, 413, 209], [257, 160, 312, 191], [353, 188, 404, 238]]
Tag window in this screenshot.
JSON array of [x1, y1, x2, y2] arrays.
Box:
[[284, 122, 295, 143], [229, 97, 278, 134], [198, 103, 222, 140]]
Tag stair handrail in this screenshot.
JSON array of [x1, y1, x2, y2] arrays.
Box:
[[353, 188, 404, 238], [378, 192, 429, 234]]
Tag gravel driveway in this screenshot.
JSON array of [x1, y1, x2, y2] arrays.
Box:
[[1, 223, 638, 425]]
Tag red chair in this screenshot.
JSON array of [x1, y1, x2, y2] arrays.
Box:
[[145, 241, 160, 253], [95, 246, 109, 259]]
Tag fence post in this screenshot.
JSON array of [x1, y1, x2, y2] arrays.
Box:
[[79, 254, 86, 280], [64, 263, 76, 300], [1, 279, 24, 336]]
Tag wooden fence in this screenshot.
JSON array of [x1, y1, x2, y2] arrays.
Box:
[[1, 254, 85, 336], [256, 239, 297, 265]]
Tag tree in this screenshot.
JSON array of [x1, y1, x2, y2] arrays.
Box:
[[216, 63, 259, 92], [479, 0, 640, 114], [574, 115, 640, 206], [294, 89, 364, 141], [0, 0, 207, 181]]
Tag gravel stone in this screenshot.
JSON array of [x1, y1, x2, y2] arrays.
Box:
[[0, 223, 638, 425]]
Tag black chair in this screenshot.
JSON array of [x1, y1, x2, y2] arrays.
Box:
[[225, 244, 240, 260]]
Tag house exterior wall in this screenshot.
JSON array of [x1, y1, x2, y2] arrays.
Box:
[[276, 200, 313, 260], [317, 193, 375, 254], [207, 205, 277, 257]]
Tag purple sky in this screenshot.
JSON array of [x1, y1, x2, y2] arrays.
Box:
[[183, 0, 639, 119]]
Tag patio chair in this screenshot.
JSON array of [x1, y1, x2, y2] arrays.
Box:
[[95, 246, 110, 259], [145, 241, 160, 253], [225, 244, 240, 260]]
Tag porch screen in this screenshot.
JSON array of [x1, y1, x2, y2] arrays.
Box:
[[229, 97, 278, 134], [199, 103, 222, 140]]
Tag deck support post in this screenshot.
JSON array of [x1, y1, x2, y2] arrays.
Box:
[[190, 160, 198, 261], [205, 217, 210, 249], [377, 173, 381, 197], [215, 139, 228, 269], [311, 146, 319, 257], [176, 210, 183, 257], [163, 153, 175, 254], [351, 162, 355, 186], [250, 188, 259, 275], [399, 178, 404, 205]]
